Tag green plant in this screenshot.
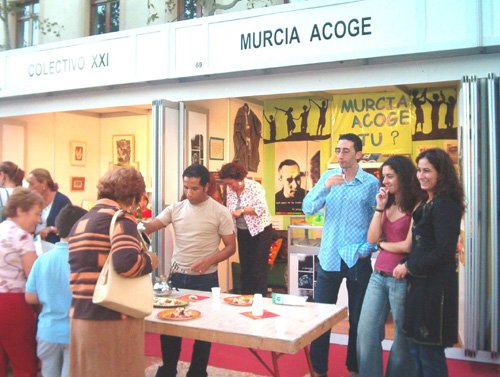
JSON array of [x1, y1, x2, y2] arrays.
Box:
[[0, 0, 64, 50]]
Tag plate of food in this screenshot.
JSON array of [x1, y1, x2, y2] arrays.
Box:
[[153, 297, 188, 308], [223, 295, 254, 306], [157, 308, 201, 321]]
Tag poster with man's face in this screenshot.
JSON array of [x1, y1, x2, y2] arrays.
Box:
[[274, 141, 320, 214]]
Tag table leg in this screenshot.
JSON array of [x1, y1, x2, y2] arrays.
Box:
[[247, 349, 284, 377], [304, 345, 314, 376], [271, 352, 281, 377]]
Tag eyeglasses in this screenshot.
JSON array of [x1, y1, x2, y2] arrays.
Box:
[[282, 176, 301, 184], [335, 148, 352, 155]]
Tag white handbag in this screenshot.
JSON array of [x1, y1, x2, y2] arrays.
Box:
[[92, 210, 154, 318]]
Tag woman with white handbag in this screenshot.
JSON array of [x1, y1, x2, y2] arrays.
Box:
[[68, 167, 158, 377]]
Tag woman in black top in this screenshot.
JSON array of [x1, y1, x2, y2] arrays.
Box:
[[393, 148, 464, 377]]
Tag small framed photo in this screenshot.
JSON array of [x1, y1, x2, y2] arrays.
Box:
[[70, 177, 85, 192], [209, 137, 224, 160], [70, 141, 86, 166], [108, 161, 140, 170], [186, 108, 208, 166], [112, 135, 135, 166]]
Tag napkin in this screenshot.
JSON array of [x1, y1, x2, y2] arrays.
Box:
[[177, 294, 209, 302], [240, 310, 280, 320]]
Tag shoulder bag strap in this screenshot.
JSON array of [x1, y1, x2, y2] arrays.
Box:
[[109, 209, 124, 245]]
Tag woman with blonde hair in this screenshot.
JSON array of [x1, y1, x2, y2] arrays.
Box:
[[68, 167, 158, 377], [0, 188, 44, 377], [28, 168, 71, 243]]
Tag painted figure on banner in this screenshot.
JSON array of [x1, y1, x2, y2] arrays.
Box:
[[275, 106, 297, 136], [411, 89, 426, 134], [233, 103, 262, 172], [264, 98, 331, 144], [443, 93, 456, 129], [263, 111, 277, 142], [411, 87, 457, 142], [275, 159, 306, 214], [425, 91, 445, 135], [311, 99, 329, 135], [298, 101, 311, 134]]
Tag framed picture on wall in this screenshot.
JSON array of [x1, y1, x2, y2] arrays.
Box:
[[209, 137, 224, 160], [108, 161, 140, 170], [70, 141, 86, 166], [186, 108, 208, 166], [70, 177, 85, 191], [112, 135, 135, 166]]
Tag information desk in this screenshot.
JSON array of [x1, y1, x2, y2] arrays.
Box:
[[145, 289, 347, 376]]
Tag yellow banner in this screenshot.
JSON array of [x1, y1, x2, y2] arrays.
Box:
[[332, 91, 413, 154]]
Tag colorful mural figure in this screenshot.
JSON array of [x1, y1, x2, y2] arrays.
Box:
[[311, 99, 329, 135], [443, 94, 456, 129], [298, 102, 312, 134], [412, 88, 457, 141], [411, 89, 427, 134], [263, 110, 277, 142], [275, 106, 297, 136], [426, 91, 445, 134], [233, 103, 262, 172]]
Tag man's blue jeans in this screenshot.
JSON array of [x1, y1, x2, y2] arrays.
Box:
[[357, 270, 416, 377], [155, 271, 218, 377], [310, 258, 372, 374], [407, 340, 448, 377]]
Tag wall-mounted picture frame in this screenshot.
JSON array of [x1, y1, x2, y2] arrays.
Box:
[[108, 161, 140, 170], [112, 135, 135, 166], [70, 176, 85, 191], [209, 137, 224, 160], [70, 141, 86, 166], [186, 108, 208, 166]]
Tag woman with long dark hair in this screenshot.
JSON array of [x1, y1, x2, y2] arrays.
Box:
[[357, 155, 421, 377], [393, 148, 464, 377], [219, 162, 273, 295], [0, 161, 25, 222]]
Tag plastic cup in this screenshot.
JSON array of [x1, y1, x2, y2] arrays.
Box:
[[252, 293, 264, 317], [211, 287, 221, 300]]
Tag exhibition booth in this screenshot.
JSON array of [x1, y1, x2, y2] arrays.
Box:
[[0, 0, 499, 361]]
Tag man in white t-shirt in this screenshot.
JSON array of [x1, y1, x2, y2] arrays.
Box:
[[145, 164, 236, 377]]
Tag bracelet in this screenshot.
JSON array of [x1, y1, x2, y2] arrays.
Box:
[[375, 208, 384, 213]]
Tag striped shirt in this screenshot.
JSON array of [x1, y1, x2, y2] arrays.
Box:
[[68, 199, 153, 320]]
